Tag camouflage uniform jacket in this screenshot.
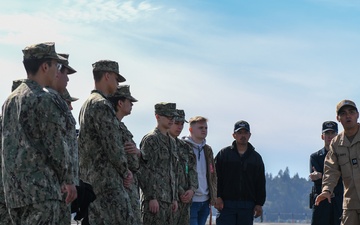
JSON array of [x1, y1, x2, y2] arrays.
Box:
[[78, 90, 129, 195], [175, 138, 198, 196], [139, 128, 178, 203], [0, 115, 4, 204], [47, 87, 79, 185], [1, 79, 75, 208], [119, 121, 139, 173]]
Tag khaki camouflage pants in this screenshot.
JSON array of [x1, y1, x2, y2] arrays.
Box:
[[0, 203, 12, 225], [127, 179, 142, 225], [174, 202, 191, 225], [89, 189, 134, 225], [141, 200, 173, 225], [9, 200, 60, 225]]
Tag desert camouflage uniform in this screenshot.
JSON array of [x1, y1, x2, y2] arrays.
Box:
[[78, 90, 134, 224], [174, 138, 198, 225], [119, 121, 142, 225], [2, 79, 75, 223], [138, 128, 178, 225], [0, 115, 12, 225]]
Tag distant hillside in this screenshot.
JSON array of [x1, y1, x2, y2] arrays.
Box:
[[263, 167, 312, 222]]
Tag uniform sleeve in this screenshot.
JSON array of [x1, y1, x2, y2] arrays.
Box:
[[214, 151, 223, 198], [37, 96, 75, 185], [120, 124, 139, 172], [208, 147, 217, 205], [310, 153, 322, 186], [187, 145, 198, 192], [139, 135, 159, 199], [322, 144, 341, 194], [255, 155, 266, 206], [93, 103, 129, 179]]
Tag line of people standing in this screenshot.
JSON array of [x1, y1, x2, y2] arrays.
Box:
[[1, 41, 267, 225]]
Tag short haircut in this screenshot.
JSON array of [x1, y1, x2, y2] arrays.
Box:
[[189, 116, 208, 126], [93, 70, 106, 82], [107, 96, 126, 112], [23, 58, 52, 75]]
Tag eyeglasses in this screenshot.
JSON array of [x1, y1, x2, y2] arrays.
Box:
[[57, 63, 62, 71]]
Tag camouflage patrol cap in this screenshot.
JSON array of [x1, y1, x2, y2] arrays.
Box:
[[58, 54, 76, 74], [92, 60, 126, 82], [61, 88, 79, 102], [11, 79, 26, 92], [111, 85, 138, 102], [175, 109, 188, 123], [22, 42, 66, 62], [155, 102, 179, 117]]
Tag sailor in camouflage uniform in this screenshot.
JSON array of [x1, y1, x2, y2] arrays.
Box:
[[108, 85, 142, 224], [49, 53, 79, 225], [169, 109, 198, 225], [138, 102, 179, 225], [78, 60, 134, 224], [0, 80, 26, 225], [0, 115, 12, 225], [1, 42, 77, 224]]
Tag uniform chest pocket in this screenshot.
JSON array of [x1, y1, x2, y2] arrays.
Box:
[[158, 147, 170, 160], [338, 155, 351, 178]]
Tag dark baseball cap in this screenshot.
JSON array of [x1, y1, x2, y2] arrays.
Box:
[[322, 121, 338, 133], [234, 120, 250, 133]]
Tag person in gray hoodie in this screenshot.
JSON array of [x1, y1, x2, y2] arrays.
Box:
[[183, 116, 217, 225]]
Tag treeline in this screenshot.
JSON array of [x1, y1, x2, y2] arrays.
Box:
[[263, 167, 312, 222]]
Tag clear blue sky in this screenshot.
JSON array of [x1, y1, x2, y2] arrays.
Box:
[[1, 0, 360, 179]]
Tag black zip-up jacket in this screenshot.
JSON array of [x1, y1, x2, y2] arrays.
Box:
[[215, 141, 266, 206], [310, 147, 343, 195]]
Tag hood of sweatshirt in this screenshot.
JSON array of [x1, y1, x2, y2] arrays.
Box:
[[182, 135, 206, 149]]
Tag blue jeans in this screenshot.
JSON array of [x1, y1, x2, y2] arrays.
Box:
[[216, 200, 255, 225], [190, 200, 210, 225]]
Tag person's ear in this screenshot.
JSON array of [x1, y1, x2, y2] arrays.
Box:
[[104, 72, 110, 81], [336, 115, 340, 122], [117, 100, 123, 108], [40, 62, 48, 72]]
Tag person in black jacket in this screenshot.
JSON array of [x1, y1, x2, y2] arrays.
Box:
[[309, 121, 343, 225], [214, 120, 266, 225]]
